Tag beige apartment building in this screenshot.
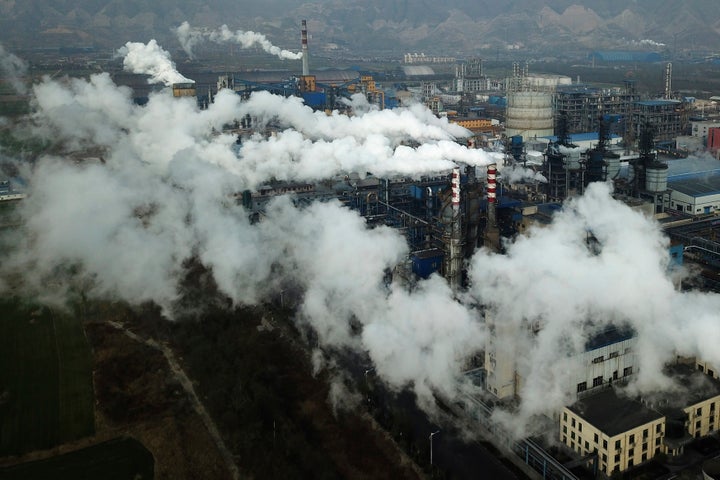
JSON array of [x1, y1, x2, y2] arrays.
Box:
[[560, 388, 665, 476], [560, 362, 720, 476]]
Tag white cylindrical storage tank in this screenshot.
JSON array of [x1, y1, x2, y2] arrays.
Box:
[[505, 91, 554, 138], [645, 163, 668, 192], [606, 156, 621, 179], [560, 146, 582, 170], [526, 74, 572, 90]]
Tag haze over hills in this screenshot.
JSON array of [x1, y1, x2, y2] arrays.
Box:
[[0, 1, 717, 57]]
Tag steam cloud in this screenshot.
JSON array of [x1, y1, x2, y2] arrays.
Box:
[[117, 40, 193, 86], [3, 44, 720, 441], [176, 21, 302, 60], [0, 43, 28, 94]]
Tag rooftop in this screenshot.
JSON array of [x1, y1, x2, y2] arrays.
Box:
[[669, 173, 720, 198], [568, 388, 663, 437]]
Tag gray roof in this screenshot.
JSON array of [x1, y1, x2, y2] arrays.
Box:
[[568, 388, 663, 437], [669, 173, 720, 198]]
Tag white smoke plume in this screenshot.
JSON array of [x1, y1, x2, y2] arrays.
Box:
[[0, 43, 28, 94], [176, 21, 302, 61], [116, 40, 193, 86], [628, 38, 667, 48], [500, 164, 547, 184], [468, 181, 720, 433], [4, 47, 720, 444]]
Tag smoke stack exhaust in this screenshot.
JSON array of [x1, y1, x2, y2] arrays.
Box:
[[301, 20, 310, 76]]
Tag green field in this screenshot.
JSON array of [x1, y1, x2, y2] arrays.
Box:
[[0, 299, 95, 456], [0, 436, 154, 480]]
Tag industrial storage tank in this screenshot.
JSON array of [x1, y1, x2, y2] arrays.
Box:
[[645, 162, 668, 192], [505, 91, 554, 139]]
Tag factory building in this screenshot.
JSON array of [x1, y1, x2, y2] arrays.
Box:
[[554, 83, 640, 135], [667, 171, 720, 215], [560, 362, 720, 476], [631, 100, 686, 143]]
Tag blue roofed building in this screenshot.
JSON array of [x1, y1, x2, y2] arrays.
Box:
[[589, 51, 663, 63]]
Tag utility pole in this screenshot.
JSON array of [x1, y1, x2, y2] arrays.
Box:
[[429, 430, 440, 465]]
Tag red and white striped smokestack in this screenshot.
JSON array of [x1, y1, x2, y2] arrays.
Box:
[[301, 20, 310, 76], [487, 164, 497, 204], [451, 167, 461, 209]]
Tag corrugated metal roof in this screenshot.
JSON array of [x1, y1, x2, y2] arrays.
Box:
[[669, 173, 720, 197], [401, 65, 436, 76]]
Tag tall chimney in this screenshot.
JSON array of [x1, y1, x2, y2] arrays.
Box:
[[487, 163, 497, 227], [301, 20, 310, 76], [448, 167, 463, 289]]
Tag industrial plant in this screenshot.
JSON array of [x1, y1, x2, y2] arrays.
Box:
[[176, 20, 720, 480], [4, 12, 720, 480]]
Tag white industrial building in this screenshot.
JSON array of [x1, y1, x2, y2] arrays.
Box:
[[667, 171, 720, 215]]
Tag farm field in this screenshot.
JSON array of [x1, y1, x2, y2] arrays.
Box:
[[0, 299, 94, 456]]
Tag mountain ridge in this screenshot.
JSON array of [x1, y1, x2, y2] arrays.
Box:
[[0, 1, 716, 56]]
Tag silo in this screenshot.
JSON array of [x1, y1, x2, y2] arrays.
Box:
[[645, 162, 668, 192], [505, 91, 554, 138]]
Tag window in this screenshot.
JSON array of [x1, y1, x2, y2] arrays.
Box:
[[609, 351, 619, 359], [572, 418, 576, 428], [697, 407, 703, 416], [593, 376, 603, 387], [563, 426, 567, 434], [642, 442, 648, 451], [643, 428, 648, 439], [613, 370, 618, 380], [602, 453, 607, 462], [696, 420, 701, 430], [614, 453, 620, 463], [563, 435, 567, 443], [710, 369, 715, 377], [655, 438, 661, 446], [615, 440, 621, 449], [603, 440, 608, 449], [711, 403, 716, 412], [571, 432, 576, 440], [623, 366, 633, 376], [592, 355, 604, 364], [628, 459, 634, 467], [579, 423, 583, 432], [594, 433, 599, 443], [629, 448, 634, 457], [656, 424, 662, 433], [629, 434, 635, 444], [699, 364, 705, 372], [585, 441, 590, 450], [563, 412, 567, 421], [577, 382, 587, 393]]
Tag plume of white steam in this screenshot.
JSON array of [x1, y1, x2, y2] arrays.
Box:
[[237, 90, 471, 143], [0, 43, 28, 94], [116, 40, 193, 86], [500, 165, 547, 184], [468, 181, 720, 433], [629, 38, 666, 48], [7, 49, 720, 441], [176, 21, 302, 60]]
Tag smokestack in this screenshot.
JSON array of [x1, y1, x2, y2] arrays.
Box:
[[301, 20, 310, 76], [487, 163, 497, 227], [449, 166, 463, 289]]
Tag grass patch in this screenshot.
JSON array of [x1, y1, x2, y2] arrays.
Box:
[[0, 299, 94, 456]]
